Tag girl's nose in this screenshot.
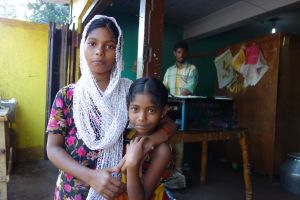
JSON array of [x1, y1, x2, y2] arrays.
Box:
[[95, 47, 104, 56], [138, 112, 146, 122]]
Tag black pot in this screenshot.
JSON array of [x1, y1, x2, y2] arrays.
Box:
[[280, 152, 300, 194]]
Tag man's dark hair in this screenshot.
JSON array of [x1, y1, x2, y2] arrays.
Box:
[[174, 41, 189, 52]]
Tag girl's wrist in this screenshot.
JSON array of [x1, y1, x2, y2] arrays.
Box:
[[127, 162, 140, 170], [143, 137, 154, 151], [82, 168, 94, 184], [126, 157, 141, 169]]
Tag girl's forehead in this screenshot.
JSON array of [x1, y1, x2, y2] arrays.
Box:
[[87, 27, 116, 41], [131, 93, 156, 104]]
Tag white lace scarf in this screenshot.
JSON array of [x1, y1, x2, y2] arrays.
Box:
[[73, 15, 132, 200]]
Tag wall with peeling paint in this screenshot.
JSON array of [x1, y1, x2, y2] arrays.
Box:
[[0, 18, 48, 160]]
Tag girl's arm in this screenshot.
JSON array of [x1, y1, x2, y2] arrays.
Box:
[[47, 134, 121, 199], [126, 137, 171, 200], [125, 137, 146, 199], [142, 143, 171, 199], [119, 116, 176, 172], [143, 115, 177, 152]]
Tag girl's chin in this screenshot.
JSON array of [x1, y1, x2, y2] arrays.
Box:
[[135, 129, 154, 136], [92, 70, 112, 76], [136, 130, 149, 135]]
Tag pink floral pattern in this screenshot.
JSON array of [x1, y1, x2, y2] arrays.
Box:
[[47, 84, 98, 200]]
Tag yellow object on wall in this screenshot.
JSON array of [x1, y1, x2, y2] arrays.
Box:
[[70, 0, 94, 81], [70, 0, 93, 31], [0, 18, 48, 160]]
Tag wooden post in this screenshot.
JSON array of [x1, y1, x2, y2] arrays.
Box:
[[200, 141, 208, 184], [137, 0, 164, 79], [0, 116, 8, 200], [239, 132, 253, 200], [69, 23, 78, 83]]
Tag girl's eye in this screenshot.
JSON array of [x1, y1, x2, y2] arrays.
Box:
[[148, 108, 157, 113], [106, 43, 116, 49], [130, 106, 138, 112], [87, 41, 96, 47]]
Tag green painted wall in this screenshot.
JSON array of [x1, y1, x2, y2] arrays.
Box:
[[106, 13, 139, 80], [103, 11, 183, 81], [103, 12, 263, 98], [107, 11, 264, 97], [161, 24, 184, 76], [0, 18, 48, 160]]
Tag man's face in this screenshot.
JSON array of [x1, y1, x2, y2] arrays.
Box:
[[174, 48, 187, 64]]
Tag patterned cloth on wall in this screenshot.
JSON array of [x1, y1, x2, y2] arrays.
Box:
[[214, 49, 235, 88]]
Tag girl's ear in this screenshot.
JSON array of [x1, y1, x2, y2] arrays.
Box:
[[161, 105, 169, 118]]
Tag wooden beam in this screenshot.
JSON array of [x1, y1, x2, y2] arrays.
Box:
[[137, 0, 164, 79], [77, 0, 94, 33], [82, 0, 113, 27]]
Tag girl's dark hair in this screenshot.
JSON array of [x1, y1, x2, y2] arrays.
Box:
[[85, 17, 119, 41], [127, 77, 168, 109]]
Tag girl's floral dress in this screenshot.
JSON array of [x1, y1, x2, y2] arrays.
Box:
[[46, 84, 99, 200]]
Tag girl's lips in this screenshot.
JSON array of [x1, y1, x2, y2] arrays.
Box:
[[93, 60, 105, 64], [134, 125, 149, 130]]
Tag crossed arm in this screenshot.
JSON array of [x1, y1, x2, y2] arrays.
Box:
[[126, 137, 171, 200]]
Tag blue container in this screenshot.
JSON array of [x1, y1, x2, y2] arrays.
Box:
[[280, 152, 300, 194]]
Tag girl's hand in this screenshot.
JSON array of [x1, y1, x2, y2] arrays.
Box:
[[141, 136, 155, 155], [115, 156, 127, 173], [117, 137, 154, 172], [126, 137, 147, 167], [87, 168, 122, 199]]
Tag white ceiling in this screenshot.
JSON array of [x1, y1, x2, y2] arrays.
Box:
[[183, 0, 300, 40]]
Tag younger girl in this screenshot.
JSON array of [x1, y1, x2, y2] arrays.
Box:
[[117, 77, 173, 200]]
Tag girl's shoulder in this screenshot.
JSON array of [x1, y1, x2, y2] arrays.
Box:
[[60, 83, 76, 93], [120, 77, 133, 83], [154, 142, 172, 155], [120, 78, 133, 90], [120, 78, 133, 94], [55, 84, 76, 103]]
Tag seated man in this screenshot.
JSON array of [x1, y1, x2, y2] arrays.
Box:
[[163, 41, 199, 189]]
